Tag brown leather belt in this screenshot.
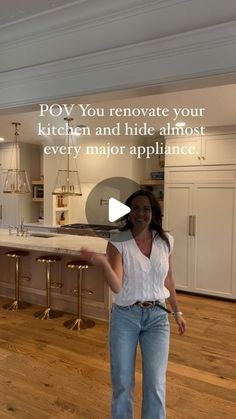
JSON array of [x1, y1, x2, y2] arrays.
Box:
[[134, 301, 171, 313]]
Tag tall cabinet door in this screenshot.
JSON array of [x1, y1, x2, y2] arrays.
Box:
[[164, 184, 194, 290], [193, 184, 236, 298], [0, 146, 17, 228], [0, 172, 19, 228]]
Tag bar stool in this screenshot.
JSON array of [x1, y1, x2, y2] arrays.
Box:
[[64, 260, 95, 331], [34, 255, 63, 320], [3, 249, 30, 311]]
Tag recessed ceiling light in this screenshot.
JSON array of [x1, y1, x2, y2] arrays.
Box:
[[175, 122, 186, 127], [0, 137, 5, 142]]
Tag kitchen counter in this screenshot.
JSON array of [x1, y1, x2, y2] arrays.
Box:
[[0, 229, 110, 320], [0, 229, 107, 255]]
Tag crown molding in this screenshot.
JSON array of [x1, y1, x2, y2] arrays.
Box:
[[1, 20, 236, 80], [0, 0, 191, 74], [0, 20, 236, 109], [0, 0, 188, 43], [1, 0, 236, 74]]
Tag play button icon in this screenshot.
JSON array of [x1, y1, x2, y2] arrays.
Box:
[[108, 197, 130, 222], [85, 176, 140, 234]]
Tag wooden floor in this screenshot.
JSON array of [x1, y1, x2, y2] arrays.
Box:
[[0, 293, 235, 419]]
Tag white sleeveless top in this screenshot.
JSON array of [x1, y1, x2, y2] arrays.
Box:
[[109, 230, 174, 306]]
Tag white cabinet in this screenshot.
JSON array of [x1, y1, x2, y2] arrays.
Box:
[[0, 172, 19, 228], [165, 132, 236, 167], [164, 168, 236, 299], [0, 144, 41, 227], [203, 133, 236, 165], [165, 136, 201, 167], [164, 184, 193, 290], [0, 146, 18, 228], [193, 184, 235, 296]]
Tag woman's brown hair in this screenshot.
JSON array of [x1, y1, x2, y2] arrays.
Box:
[[119, 189, 170, 251]]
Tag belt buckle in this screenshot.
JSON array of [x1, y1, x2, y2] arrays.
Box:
[[138, 301, 153, 308]]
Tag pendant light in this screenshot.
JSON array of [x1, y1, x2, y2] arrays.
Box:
[[52, 117, 82, 196], [3, 122, 31, 194]]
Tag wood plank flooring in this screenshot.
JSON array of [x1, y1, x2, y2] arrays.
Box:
[[0, 293, 235, 419]]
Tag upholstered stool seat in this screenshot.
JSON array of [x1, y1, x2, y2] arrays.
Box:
[[3, 249, 30, 311], [64, 260, 95, 331], [34, 254, 63, 320]]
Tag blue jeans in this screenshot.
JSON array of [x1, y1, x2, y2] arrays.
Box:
[[109, 303, 170, 419]]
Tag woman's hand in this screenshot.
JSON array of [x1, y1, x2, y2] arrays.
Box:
[[80, 245, 122, 294], [174, 315, 186, 335], [79, 247, 108, 268]]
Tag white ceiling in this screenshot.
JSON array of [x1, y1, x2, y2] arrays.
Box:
[[0, 83, 235, 145], [0, 0, 78, 26], [0, 1, 235, 148]]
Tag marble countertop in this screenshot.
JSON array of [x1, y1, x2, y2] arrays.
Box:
[[0, 229, 107, 255]]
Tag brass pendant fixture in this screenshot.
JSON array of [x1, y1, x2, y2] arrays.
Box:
[[3, 122, 31, 194], [52, 117, 82, 196]]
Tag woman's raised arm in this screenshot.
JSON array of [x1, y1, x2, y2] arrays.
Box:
[[79, 242, 123, 293]]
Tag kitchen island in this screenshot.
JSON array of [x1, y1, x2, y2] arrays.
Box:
[[0, 229, 110, 320], [0, 228, 107, 255]]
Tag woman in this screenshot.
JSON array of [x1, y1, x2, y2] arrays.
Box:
[[80, 189, 186, 419]]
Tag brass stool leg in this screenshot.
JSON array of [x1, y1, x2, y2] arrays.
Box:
[[3, 258, 30, 311], [64, 268, 95, 331], [34, 263, 63, 320]]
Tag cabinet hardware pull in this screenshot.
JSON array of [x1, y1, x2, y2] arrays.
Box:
[[197, 156, 201, 160], [188, 215, 193, 236], [202, 156, 206, 160], [0, 205, 2, 220], [192, 215, 196, 236]]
